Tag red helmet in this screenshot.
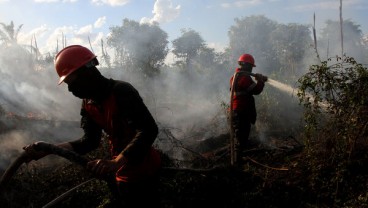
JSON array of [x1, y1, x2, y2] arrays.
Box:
[[238, 54, 256, 67], [54, 45, 97, 85]]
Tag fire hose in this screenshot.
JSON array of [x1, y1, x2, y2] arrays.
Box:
[[229, 72, 239, 166], [42, 178, 95, 208], [0, 141, 113, 207]]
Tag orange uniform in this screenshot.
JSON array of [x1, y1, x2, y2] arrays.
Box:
[[230, 68, 264, 123], [70, 79, 161, 183]]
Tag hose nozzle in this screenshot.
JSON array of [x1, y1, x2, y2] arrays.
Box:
[[236, 71, 268, 82], [253, 73, 268, 82]]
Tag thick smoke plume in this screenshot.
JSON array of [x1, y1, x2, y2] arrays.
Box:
[[0, 45, 230, 169]]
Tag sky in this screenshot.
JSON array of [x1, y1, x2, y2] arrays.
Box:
[[0, 0, 367, 58]]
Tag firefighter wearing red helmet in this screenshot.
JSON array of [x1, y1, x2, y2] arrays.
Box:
[[238, 54, 256, 67], [54, 45, 98, 85], [229, 53, 267, 165], [23, 45, 161, 207]]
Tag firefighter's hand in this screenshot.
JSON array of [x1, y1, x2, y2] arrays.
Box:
[[22, 143, 49, 163], [254, 73, 268, 82], [87, 158, 127, 176]]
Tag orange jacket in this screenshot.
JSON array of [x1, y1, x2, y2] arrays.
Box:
[[73, 79, 160, 183]]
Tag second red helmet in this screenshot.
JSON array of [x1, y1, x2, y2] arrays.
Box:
[[54, 45, 97, 85], [238, 54, 256, 67]]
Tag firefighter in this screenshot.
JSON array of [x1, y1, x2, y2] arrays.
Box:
[[23, 45, 161, 207], [230, 54, 267, 163]]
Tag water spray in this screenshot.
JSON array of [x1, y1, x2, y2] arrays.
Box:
[[243, 71, 298, 96], [266, 78, 329, 109], [267, 79, 297, 96], [246, 71, 326, 108]]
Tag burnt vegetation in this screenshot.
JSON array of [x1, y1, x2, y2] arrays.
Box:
[[0, 11, 368, 208]]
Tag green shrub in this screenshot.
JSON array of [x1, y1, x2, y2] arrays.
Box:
[[297, 55, 368, 204]]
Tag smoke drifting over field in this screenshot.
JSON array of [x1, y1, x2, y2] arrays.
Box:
[[101, 64, 231, 153], [0, 49, 81, 120], [0, 45, 231, 169]]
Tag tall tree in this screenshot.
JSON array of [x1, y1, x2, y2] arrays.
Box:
[[228, 15, 278, 71], [194, 46, 215, 72], [172, 28, 205, 70], [270, 23, 314, 79], [107, 18, 169, 77]]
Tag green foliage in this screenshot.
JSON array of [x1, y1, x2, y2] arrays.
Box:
[[297, 55, 368, 205]]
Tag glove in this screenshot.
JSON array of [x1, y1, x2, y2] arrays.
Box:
[[22, 142, 49, 163]]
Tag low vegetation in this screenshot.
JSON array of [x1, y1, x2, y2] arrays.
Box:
[[1, 56, 367, 207]]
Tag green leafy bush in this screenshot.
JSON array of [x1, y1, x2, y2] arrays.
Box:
[[297, 55, 368, 204]]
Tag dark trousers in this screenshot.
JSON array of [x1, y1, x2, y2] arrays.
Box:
[[232, 111, 252, 158]]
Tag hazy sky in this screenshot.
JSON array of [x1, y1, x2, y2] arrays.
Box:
[[0, 0, 367, 58]]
